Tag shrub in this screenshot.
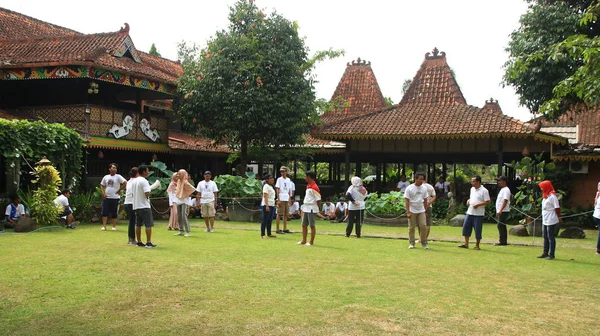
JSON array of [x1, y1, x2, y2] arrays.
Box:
[[31, 163, 62, 226], [365, 192, 406, 216], [214, 172, 262, 198]]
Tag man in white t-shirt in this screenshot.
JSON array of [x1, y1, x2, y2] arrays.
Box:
[[459, 175, 491, 250], [404, 172, 429, 249], [396, 174, 410, 193], [53, 189, 78, 229], [434, 177, 451, 197], [132, 166, 156, 248], [275, 166, 293, 234], [335, 198, 348, 222], [100, 163, 127, 231], [3, 194, 25, 230], [423, 182, 437, 239], [196, 171, 219, 232], [495, 176, 511, 246], [288, 199, 301, 220], [320, 200, 336, 220], [297, 171, 321, 246]]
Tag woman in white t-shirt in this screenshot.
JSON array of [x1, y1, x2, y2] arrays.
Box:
[[166, 173, 179, 231], [593, 182, 600, 255], [261, 175, 277, 238], [345, 176, 368, 238], [124, 168, 138, 244], [538, 180, 561, 260]]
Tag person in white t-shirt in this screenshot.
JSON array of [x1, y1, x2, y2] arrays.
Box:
[[275, 166, 293, 234], [124, 167, 139, 244], [297, 171, 321, 246], [320, 200, 336, 220], [196, 171, 219, 232], [434, 177, 451, 196], [594, 182, 600, 255], [396, 174, 410, 193], [346, 176, 368, 238], [538, 180, 561, 260], [422, 182, 436, 239], [335, 198, 348, 222], [288, 199, 301, 220], [260, 174, 277, 238], [3, 194, 25, 230], [459, 176, 491, 250], [100, 163, 127, 231], [132, 166, 157, 248], [404, 173, 429, 249], [495, 176, 511, 246], [53, 189, 78, 229]]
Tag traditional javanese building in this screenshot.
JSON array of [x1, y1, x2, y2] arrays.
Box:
[[0, 7, 230, 190]]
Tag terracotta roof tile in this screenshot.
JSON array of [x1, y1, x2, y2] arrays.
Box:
[[400, 48, 466, 106], [168, 130, 231, 154], [0, 7, 81, 40], [321, 57, 387, 124], [536, 109, 600, 146]]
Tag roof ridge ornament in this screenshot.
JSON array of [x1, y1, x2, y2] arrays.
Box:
[[119, 23, 130, 34], [486, 97, 498, 104], [348, 57, 370, 66], [425, 47, 446, 60]]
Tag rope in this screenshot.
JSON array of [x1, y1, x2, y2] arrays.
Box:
[[150, 201, 172, 215], [228, 198, 262, 212], [364, 209, 406, 220], [0, 226, 62, 234]]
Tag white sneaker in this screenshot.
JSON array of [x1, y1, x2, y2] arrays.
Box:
[[409, 244, 415, 249], [205, 229, 210, 232], [100, 227, 106, 231], [111, 227, 116, 231], [296, 241, 304, 245], [305, 243, 312, 247], [174, 232, 184, 236], [423, 244, 429, 250], [184, 233, 191, 237], [209, 228, 214, 232]]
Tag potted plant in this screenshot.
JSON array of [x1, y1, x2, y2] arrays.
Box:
[[215, 171, 262, 222], [364, 191, 407, 226]]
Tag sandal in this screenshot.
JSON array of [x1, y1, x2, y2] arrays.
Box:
[[268, 235, 277, 238], [458, 244, 468, 249], [473, 246, 481, 250]]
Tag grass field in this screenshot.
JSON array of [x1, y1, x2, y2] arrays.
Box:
[[1, 219, 599, 336]]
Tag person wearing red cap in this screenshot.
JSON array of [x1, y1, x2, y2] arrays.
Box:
[[538, 180, 561, 260]]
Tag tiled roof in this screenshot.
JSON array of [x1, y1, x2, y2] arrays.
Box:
[[0, 8, 182, 85], [168, 130, 231, 154], [302, 134, 345, 148], [321, 57, 387, 124], [535, 109, 600, 147], [0, 7, 81, 40], [400, 48, 466, 106]]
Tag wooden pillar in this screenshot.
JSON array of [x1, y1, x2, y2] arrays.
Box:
[[383, 162, 387, 183], [375, 161, 381, 191], [356, 162, 362, 178], [328, 162, 333, 183], [497, 137, 504, 177], [344, 147, 351, 184]]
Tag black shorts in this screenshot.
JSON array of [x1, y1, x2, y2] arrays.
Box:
[[135, 208, 154, 227], [101, 198, 120, 218], [60, 208, 73, 217]]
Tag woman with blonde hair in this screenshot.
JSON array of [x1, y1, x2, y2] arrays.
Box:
[[166, 173, 179, 231], [172, 169, 196, 237]]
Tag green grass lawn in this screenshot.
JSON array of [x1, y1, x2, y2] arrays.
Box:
[[1, 219, 599, 336]]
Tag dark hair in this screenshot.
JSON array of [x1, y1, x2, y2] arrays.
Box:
[[129, 167, 138, 178], [61, 189, 71, 195], [9, 193, 19, 202], [137, 165, 149, 175], [306, 171, 316, 180], [473, 175, 482, 183], [415, 172, 426, 180], [264, 174, 273, 180], [109, 163, 118, 169]]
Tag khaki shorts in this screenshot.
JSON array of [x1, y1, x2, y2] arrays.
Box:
[[201, 202, 216, 218], [277, 201, 290, 217]]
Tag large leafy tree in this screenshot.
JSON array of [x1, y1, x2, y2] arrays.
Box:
[[177, 0, 342, 170], [149, 43, 161, 57], [504, 0, 600, 119]]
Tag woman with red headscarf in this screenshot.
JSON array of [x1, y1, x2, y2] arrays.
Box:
[[538, 180, 561, 260], [593, 182, 600, 255]]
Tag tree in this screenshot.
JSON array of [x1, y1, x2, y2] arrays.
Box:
[[401, 79, 412, 95], [177, 0, 342, 170], [149, 43, 161, 57], [503, 0, 600, 119]]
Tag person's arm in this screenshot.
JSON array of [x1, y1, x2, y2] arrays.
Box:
[[100, 184, 107, 199], [6, 214, 15, 224], [214, 188, 219, 209], [554, 197, 562, 222], [263, 192, 270, 211], [405, 197, 412, 219], [429, 192, 436, 207], [120, 180, 127, 191], [497, 199, 508, 216]]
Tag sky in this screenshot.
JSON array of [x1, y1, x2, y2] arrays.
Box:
[[3, 0, 533, 121]]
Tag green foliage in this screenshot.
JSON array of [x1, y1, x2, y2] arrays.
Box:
[[69, 191, 101, 222], [146, 161, 175, 197], [176, 0, 343, 168], [365, 192, 406, 216], [17, 189, 34, 213], [31, 164, 62, 226], [214, 171, 262, 198], [384, 97, 394, 106], [0, 119, 83, 190], [432, 198, 450, 219], [149, 43, 161, 57], [503, 0, 599, 117]]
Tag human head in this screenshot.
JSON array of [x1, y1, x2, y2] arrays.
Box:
[[325, 198, 332, 204], [108, 163, 118, 175], [280, 166, 288, 178], [438, 177, 445, 182], [305, 171, 316, 184], [497, 175, 508, 188], [129, 167, 138, 178], [178, 169, 190, 181], [538, 180, 556, 198], [471, 175, 482, 188], [400, 174, 407, 182], [339, 197, 346, 203], [10, 194, 20, 204], [204, 171, 212, 181], [414, 172, 425, 186], [351, 176, 362, 187], [62, 189, 71, 198], [264, 174, 274, 185], [137, 165, 150, 178]]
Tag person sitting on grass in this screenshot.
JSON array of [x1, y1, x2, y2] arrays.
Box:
[[3, 194, 25, 231], [320, 199, 336, 220], [297, 171, 321, 247], [288, 199, 300, 220], [53, 189, 78, 229], [335, 197, 348, 222]]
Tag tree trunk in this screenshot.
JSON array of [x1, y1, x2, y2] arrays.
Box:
[[239, 138, 248, 176]]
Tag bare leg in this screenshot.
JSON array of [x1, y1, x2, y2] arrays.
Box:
[[146, 227, 152, 243], [301, 226, 308, 244], [136, 226, 142, 242], [101, 216, 107, 229], [66, 214, 74, 226], [310, 226, 316, 245], [463, 236, 469, 248], [111, 217, 117, 229], [476, 239, 481, 249], [204, 217, 210, 230], [209, 217, 214, 229]]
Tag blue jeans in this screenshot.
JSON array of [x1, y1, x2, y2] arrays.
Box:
[[542, 224, 557, 257], [594, 217, 600, 253], [261, 206, 274, 236], [462, 214, 483, 240], [124, 204, 135, 241]]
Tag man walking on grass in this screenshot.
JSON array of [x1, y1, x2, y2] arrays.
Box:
[[100, 163, 126, 231], [132, 166, 157, 248], [459, 175, 490, 250], [297, 171, 321, 246], [495, 176, 511, 246], [196, 171, 219, 232], [275, 166, 293, 234], [404, 173, 429, 249]]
